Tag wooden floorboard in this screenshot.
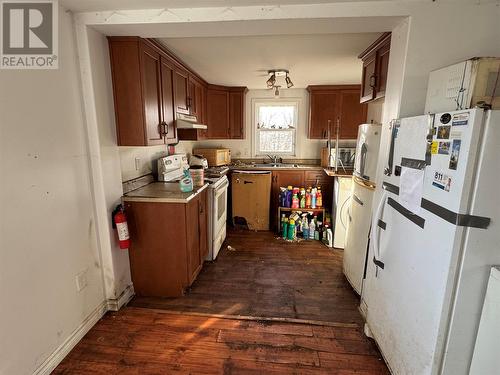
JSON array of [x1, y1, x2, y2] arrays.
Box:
[[54, 308, 389, 374], [131, 230, 363, 325], [53, 230, 389, 374]]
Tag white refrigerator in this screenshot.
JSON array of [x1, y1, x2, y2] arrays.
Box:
[[343, 123, 382, 294], [361, 108, 499, 375]]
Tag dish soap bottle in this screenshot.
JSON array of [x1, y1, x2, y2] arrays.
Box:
[[179, 169, 193, 192]]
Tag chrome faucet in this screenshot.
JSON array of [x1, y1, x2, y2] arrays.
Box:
[[266, 154, 279, 164]]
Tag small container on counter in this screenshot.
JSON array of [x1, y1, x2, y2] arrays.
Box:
[[189, 165, 205, 187]]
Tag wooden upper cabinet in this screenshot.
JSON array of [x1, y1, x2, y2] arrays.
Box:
[[159, 56, 177, 144], [108, 37, 246, 144], [308, 89, 340, 139], [229, 89, 245, 139], [359, 32, 391, 103], [307, 85, 367, 140], [188, 76, 206, 121], [139, 43, 164, 145], [206, 87, 230, 139], [339, 89, 368, 139], [108, 37, 179, 146], [173, 67, 190, 115], [360, 52, 377, 103]]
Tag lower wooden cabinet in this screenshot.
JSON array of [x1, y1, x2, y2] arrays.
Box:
[[124, 189, 208, 297]]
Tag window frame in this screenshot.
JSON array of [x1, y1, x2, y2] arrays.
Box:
[[253, 99, 299, 157]]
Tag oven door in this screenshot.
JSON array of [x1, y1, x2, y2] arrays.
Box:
[[213, 177, 229, 238]]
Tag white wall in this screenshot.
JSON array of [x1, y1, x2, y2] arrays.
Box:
[[0, 8, 106, 375], [86, 27, 132, 301]]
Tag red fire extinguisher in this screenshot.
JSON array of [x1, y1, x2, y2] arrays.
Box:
[[112, 204, 130, 250]]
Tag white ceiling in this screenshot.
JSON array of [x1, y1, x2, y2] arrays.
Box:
[[61, 0, 398, 12], [159, 33, 381, 88]]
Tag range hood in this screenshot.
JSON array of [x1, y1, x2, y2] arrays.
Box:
[[176, 113, 207, 129]]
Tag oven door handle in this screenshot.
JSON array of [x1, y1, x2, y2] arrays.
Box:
[[216, 178, 229, 193]]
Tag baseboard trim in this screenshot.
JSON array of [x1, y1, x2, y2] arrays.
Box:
[[33, 301, 107, 375], [107, 284, 135, 311]]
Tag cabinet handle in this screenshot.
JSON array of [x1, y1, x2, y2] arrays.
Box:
[[199, 201, 204, 214], [187, 97, 192, 108], [369, 74, 376, 88]]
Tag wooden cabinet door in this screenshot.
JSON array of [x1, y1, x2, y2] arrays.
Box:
[[206, 89, 230, 139], [360, 52, 376, 103], [339, 90, 367, 139], [309, 90, 340, 139], [174, 67, 189, 115], [229, 91, 244, 139], [139, 43, 164, 145], [124, 201, 187, 297], [375, 39, 390, 99], [186, 195, 202, 285], [160, 57, 177, 144], [188, 76, 205, 121], [198, 189, 208, 262]]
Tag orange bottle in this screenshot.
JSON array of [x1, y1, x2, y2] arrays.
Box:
[[316, 187, 322, 208]]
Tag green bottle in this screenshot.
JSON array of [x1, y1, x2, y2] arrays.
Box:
[[282, 218, 288, 239], [288, 219, 296, 241]]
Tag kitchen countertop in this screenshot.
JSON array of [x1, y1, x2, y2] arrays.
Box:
[[323, 168, 354, 177], [123, 182, 209, 203]]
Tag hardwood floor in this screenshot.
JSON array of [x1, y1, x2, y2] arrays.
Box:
[[131, 230, 363, 325], [54, 308, 389, 374], [54, 230, 389, 374]]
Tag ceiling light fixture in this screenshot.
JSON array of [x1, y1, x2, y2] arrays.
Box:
[[274, 85, 281, 98], [266, 73, 276, 88], [266, 69, 293, 90], [285, 73, 294, 88]]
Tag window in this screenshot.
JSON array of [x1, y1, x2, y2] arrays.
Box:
[[255, 101, 298, 156]]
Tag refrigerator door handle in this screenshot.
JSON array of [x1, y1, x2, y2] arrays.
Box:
[[360, 142, 368, 179], [384, 120, 399, 176], [372, 191, 387, 270]]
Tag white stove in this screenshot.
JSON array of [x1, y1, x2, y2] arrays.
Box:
[[205, 174, 229, 261]]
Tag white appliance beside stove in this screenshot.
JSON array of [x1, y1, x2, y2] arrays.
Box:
[[205, 168, 229, 261], [343, 123, 382, 294]]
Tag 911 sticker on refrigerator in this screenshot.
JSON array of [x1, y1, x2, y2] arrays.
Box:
[[432, 171, 452, 192]]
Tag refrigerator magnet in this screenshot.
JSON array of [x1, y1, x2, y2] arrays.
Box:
[[431, 141, 439, 154], [438, 141, 450, 155], [452, 112, 469, 126], [437, 126, 451, 139], [449, 140, 461, 170], [433, 171, 452, 192]]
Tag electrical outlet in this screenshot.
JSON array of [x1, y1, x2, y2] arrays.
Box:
[[75, 269, 88, 292], [134, 157, 141, 170]]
